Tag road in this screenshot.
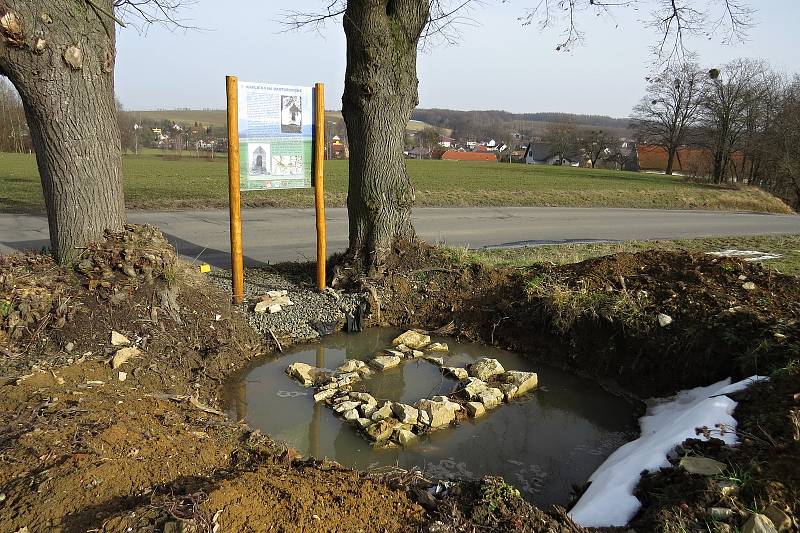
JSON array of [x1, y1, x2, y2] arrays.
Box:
[[1, 207, 799, 267]]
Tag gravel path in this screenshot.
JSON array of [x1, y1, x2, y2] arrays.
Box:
[[210, 268, 365, 341]]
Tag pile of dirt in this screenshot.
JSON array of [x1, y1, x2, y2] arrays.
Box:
[[0, 226, 425, 533], [2, 228, 798, 532]]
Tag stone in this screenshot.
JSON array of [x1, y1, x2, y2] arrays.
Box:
[[708, 507, 734, 521], [392, 403, 419, 425], [418, 409, 431, 426], [333, 401, 361, 414], [357, 367, 374, 378], [466, 401, 486, 418], [111, 346, 141, 369], [416, 399, 456, 429], [679, 456, 726, 476], [503, 371, 539, 396], [411, 350, 425, 358], [442, 366, 468, 380], [383, 349, 406, 358], [395, 344, 412, 354], [717, 480, 739, 497], [425, 356, 444, 366], [117, 371, 127, 382], [427, 342, 449, 353], [361, 404, 376, 418], [337, 372, 361, 382], [478, 387, 504, 409], [763, 505, 791, 532], [657, 313, 673, 327], [254, 298, 291, 313], [337, 360, 365, 374], [742, 514, 778, 533], [395, 429, 416, 446], [343, 408, 360, 421], [355, 418, 373, 430], [313, 389, 337, 403], [369, 355, 401, 371], [742, 282, 757, 291], [392, 330, 432, 350], [371, 402, 393, 421], [285, 362, 321, 387], [499, 383, 518, 401], [364, 418, 400, 441], [350, 392, 377, 405], [111, 330, 130, 346], [468, 358, 505, 381], [455, 377, 488, 400], [65, 342, 75, 353]]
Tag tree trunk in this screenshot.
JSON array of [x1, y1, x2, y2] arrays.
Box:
[[665, 146, 677, 175], [0, 0, 125, 263], [341, 0, 428, 276]]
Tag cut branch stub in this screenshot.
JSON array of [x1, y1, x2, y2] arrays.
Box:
[[0, 10, 25, 47], [63, 45, 83, 69]]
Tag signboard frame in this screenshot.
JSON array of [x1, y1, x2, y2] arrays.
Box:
[[225, 76, 326, 303]]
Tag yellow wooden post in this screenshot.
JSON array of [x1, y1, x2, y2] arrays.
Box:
[[314, 82, 327, 290], [226, 75, 245, 304]]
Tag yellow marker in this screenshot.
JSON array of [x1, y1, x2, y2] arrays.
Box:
[[199, 263, 211, 273]]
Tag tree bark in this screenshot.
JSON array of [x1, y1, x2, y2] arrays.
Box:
[[665, 145, 677, 175], [0, 0, 125, 263], [341, 0, 428, 276]]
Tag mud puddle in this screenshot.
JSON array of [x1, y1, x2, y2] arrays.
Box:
[[223, 328, 639, 507]]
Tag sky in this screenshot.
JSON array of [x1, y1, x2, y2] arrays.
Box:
[[115, 1, 800, 118]]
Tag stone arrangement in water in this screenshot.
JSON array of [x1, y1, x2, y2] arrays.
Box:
[[284, 330, 539, 447]]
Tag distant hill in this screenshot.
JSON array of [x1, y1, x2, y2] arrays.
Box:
[[410, 108, 633, 141], [128, 109, 448, 135]]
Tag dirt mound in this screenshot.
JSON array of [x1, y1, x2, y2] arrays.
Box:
[[0, 226, 424, 533]]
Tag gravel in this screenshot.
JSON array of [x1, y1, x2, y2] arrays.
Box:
[[210, 268, 365, 341]]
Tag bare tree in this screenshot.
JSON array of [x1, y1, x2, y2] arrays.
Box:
[[0, 0, 187, 263], [581, 129, 616, 168], [544, 121, 578, 165], [701, 58, 768, 183], [633, 62, 704, 175], [0, 78, 27, 152], [283, 0, 753, 277]]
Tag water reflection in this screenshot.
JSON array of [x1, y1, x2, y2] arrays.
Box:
[[223, 328, 638, 507]]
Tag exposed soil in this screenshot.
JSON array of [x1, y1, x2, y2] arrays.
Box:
[[1, 228, 798, 532]]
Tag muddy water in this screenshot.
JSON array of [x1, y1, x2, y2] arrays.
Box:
[[223, 328, 638, 507]]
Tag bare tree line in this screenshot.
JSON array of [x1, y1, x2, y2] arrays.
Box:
[[633, 58, 800, 209]]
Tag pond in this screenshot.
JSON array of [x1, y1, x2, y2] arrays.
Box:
[[223, 328, 639, 507]]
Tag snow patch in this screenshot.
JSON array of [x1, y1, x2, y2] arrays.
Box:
[[706, 249, 783, 262], [569, 375, 767, 528]]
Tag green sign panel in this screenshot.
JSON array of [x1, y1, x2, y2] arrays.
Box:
[[237, 81, 313, 190]]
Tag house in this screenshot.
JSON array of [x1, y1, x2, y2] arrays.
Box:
[[524, 142, 580, 166], [441, 150, 497, 162], [465, 141, 477, 150], [407, 146, 432, 159], [636, 144, 744, 176], [438, 135, 454, 148]]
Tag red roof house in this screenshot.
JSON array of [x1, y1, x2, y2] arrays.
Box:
[[441, 150, 497, 162]]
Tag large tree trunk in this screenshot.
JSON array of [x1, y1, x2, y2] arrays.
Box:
[[0, 0, 125, 263], [341, 0, 428, 276]]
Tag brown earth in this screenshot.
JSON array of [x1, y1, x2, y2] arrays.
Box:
[[1, 228, 798, 532]]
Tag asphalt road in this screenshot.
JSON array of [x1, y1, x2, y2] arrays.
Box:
[[1, 207, 799, 267]]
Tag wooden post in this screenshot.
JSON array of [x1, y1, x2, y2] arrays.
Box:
[[314, 82, 327, 290], [226, 75, 245, 304]]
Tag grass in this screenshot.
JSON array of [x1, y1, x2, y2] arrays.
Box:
[[444, 233, 800, 276], [1, 152, 794, 215]]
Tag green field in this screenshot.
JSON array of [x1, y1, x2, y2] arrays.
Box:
[[0, 151, 792, 214]]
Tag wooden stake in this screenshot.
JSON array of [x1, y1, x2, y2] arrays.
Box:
[[314, 83, 327, 290], [226, 75, 245, 304]]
